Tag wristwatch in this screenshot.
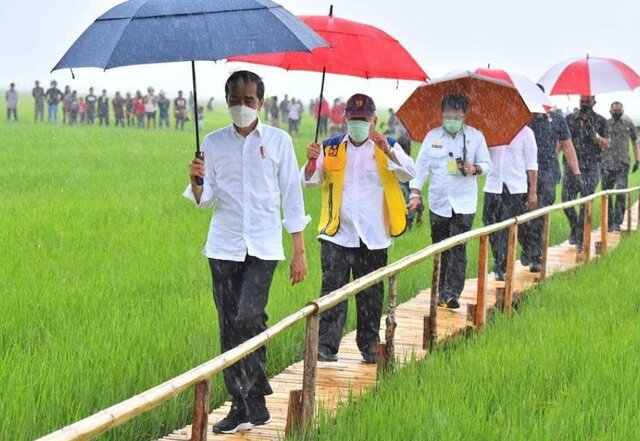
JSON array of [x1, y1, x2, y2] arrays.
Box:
[[473, 164, 482, 175]]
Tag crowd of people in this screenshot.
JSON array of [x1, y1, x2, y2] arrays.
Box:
[[183, 70, 638, 435], [6, 80, 202, 130]]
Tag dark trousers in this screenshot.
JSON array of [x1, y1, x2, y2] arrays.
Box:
[[520, 181, 556, 264], [601, 165, 629, 226], [318, 240, 388, 356], [483, 187, 527, 273], [562, 169, 600, 246], [430, 210, 475, 301], [208, 256, 277, 404]]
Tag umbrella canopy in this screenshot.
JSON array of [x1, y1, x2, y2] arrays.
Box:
[[474, 67, 551, 113], [53, 0, 327, 70], [396, 71, 531, 147], [538, 56, 640, 96], [228, 11, 428, 81]]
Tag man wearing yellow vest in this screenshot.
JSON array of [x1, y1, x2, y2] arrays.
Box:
[[302, 93, 415, 363]]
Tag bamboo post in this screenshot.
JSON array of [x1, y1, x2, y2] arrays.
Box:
[[190, 379, 210, 441], [599, 194, 608, 257], [300, 307, 319, 432], [582, 201, 593, 262], [627, 193, 633, 233], [384, 275, 398, 369], [475, 235, 489, 330], [285, 390, 303, 438], [503, 224, 518, 316], [540, 214, 550, 281], [429, 253, 441, 349]]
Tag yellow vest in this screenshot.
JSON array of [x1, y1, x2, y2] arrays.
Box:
[[318, 138, 407, 237]]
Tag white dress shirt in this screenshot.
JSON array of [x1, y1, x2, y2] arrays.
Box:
[[302, 135, 415, 250], [183, 120, 310, 261], [484, 126, 538, 194], [411, 125, 491, 217]]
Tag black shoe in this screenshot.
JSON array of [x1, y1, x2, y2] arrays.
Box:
[[446, 297, 460, 309], [247, 397, 271, 426], [494, 270, 506, 281], [317, 347, 338, 362], [361, 352, 378, 364], [212, 404, 252, 434], [520, 255, 531, 267], [437, 298, 447, 307], [529, 262, 541, 273]]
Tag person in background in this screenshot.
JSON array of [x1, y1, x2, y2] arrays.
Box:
[[97, 89, 110, 126], [188, 90, 194, 122], [133, 90, 146, 128], [62, 85, 72, 124], [45, 80, 63, 124], [32, 80, 45, 123], [174, 90, 187, 130], [408, 95, 491, 309], [287, 97, 303, 135], [78, 97, 87, 124], [329, 98, 346, 135], [144, 87, 158, 128], [207, 97, 214, 111], [68, 91, 79, 125], [520, 85, 582, 272], [302, 93, 415, 364], [5, 83, 18, 122], [86, 87, 97, 125], [313, 97, 330, 136], [186, 70, 308, 435], [483, 126, 538, 281], [158, 90, 170, 128], [113, 91, 125, 127], [601, 101, 639, 231], [563, 95, 610, 250], [279, 94, 290, 124], [125, 92, 134, 127]]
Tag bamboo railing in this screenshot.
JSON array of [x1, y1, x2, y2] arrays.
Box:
[[36, 186, 640, 441]]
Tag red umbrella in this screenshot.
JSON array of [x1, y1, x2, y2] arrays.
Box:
[[229, 6, 428, 141], [538, 55, 640, 96]]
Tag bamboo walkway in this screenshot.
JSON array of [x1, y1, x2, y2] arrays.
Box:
[[159, 208, 638, 441]]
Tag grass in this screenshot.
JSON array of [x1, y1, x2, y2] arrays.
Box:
[[292, 231, 640, 441], [1, 95, 638, 440]]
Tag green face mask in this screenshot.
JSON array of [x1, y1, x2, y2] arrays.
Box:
[[347, 120, 372, 143], [443, 119, 463, 134]]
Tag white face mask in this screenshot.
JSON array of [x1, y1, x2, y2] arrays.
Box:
[[228, 105, 258, 128]]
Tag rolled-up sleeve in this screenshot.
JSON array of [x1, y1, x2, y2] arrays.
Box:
[[280, 139, 311, 233], [387, 143, 415, 183]]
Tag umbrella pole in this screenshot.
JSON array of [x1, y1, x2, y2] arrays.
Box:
[[314, 67, 327, 144], [192, 61, 204, 185]]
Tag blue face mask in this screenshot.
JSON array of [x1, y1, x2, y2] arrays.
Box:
[[347, 120, 372, 143]]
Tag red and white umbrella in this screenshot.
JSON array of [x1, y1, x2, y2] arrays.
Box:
[[538, 56, 640, 96], [474, 67, 551, 113]]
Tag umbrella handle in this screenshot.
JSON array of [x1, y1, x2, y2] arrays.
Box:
[[194, 151, 204, 186]]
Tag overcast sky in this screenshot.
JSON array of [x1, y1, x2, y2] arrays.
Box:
[[2, 0, 640, 117]]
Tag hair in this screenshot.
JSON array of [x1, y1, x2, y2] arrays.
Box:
[[225, 70, 265, 100], [441, 94, 468, 113], [610, 101, 623, 108]]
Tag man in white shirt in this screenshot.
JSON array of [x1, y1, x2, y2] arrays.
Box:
[[483, 126, 538, 280], [144, 86, 158, 128], [186, 71, 309, 435], [302, 93, 415, 363], [408, 95, 491, 309], [287, 97, 302, 135]]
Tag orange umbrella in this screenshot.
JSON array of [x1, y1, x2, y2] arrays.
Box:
[[396, 71, 531, 147]]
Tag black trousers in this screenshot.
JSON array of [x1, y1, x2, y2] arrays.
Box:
[[520, 181, 556, 264], [562, 168, 600, 246], [483, 187, 527, 273], [318, 240, 388, 356], [208, 256, 277, 404], [430, 210, 475, 301], [601, 165, 629, 226]]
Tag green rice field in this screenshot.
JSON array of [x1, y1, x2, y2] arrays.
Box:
[[1, 95, 638, 440]]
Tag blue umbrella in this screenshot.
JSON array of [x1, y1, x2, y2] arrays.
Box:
[[52, 0, 327, 182]]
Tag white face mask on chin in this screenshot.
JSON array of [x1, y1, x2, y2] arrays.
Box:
[[228, 105, 258, 128]]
